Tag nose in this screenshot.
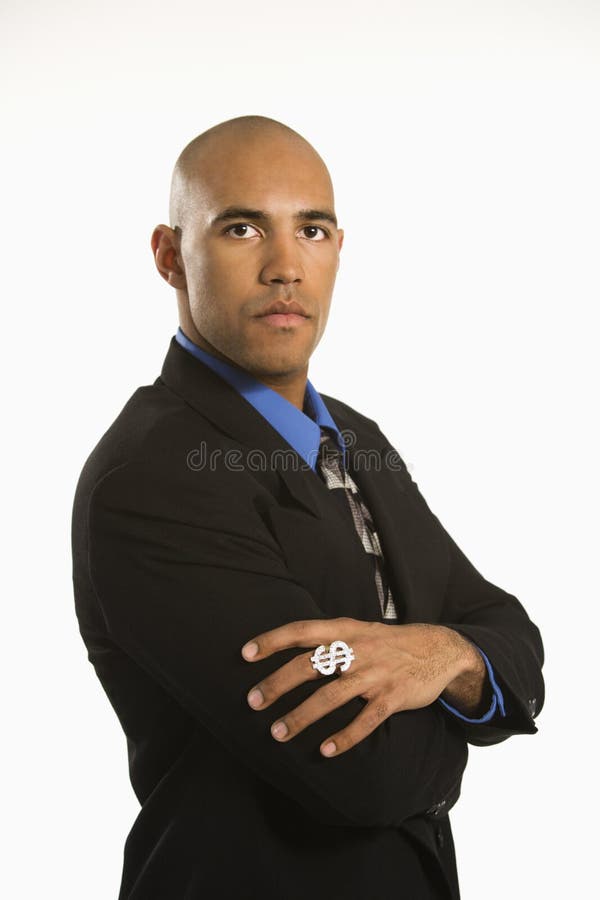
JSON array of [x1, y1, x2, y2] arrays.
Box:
[[259, 233, 304, 285]]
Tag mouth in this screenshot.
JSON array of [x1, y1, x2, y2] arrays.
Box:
[[255, 313, 310, 328], [256, 299, 310, 318]]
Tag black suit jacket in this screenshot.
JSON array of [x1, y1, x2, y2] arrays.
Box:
[[71, 336, 544, 900]]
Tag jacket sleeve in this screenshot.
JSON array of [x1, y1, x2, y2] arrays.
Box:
[[86, 460, 468, 829], [399, 460, 545, 747]]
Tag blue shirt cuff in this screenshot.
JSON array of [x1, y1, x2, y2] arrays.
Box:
[[438, 646, 506, 724]]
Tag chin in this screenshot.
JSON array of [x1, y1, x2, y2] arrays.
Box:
[[251, 350, 310, 378], [236, 337, 310, 372]]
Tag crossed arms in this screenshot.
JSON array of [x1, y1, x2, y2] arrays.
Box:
[[86, 455, 544, 828]]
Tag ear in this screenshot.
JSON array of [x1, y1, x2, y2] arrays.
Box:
[[336, 228, 344, 271], [150, 225, 187, 290]]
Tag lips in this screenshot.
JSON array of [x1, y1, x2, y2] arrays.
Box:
[[257, 300, 309, 318], [258, 313, 308, 328]]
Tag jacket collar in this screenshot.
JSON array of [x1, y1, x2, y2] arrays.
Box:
[[174, 327, 347, 469], [159, 336, 326, 518]]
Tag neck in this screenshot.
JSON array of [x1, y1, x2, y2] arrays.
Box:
[[178, 319, 309, 411]]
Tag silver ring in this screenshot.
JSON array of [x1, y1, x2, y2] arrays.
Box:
[[310, 640, 355, 676]]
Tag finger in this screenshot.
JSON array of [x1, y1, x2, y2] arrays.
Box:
[[247, 651, 325, 710], [241, 616, 353, 661], [318, 695, 392, 758], [269, 665, 366, 743]]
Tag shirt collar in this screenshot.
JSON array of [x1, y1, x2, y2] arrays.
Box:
[[175, 327, 346, 470]]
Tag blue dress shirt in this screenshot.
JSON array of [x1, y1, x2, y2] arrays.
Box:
[[175, 327, 505, 725]]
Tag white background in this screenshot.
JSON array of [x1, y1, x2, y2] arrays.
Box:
[[2, 1, 598, 897]]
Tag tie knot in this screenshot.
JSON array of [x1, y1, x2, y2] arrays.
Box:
[[317, 429, 345, 477], [318, 428, 340, 455]]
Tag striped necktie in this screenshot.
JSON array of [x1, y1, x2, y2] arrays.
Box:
[[316, 428, 398, 621]]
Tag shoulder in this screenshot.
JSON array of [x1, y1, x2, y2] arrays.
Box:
[[73, 381, 284, 564], [318, 392, 383, 437], [72, 379, 227, 508], [319, 391, 413, 480]]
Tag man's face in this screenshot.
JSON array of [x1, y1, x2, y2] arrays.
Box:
[[172, 136, 344, 379]]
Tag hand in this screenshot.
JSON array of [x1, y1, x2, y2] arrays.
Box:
[[241, 617, 485, 758]]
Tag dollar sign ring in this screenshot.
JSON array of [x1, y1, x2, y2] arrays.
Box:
[[310, 640, 355, 676]]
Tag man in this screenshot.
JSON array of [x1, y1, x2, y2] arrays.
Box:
[[71, 115, 544, 899]]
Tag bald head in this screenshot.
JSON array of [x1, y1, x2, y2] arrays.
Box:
[[151, 114, 343, 404], [169, 115, 334, 231]]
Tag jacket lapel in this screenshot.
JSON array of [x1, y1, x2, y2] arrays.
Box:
[[159, 337, 322, 519]]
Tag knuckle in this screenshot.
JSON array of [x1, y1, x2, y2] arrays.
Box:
[[288, 710, 308, 736], [369, 701, 389, 724], [323, 680, 343, 704], [296, 620, 314, 641], [342, 669, 363, 689]]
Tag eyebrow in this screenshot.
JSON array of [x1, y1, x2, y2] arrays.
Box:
[[210, 206, 338, 229]]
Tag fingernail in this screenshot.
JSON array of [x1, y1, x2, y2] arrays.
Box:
[[248, 689, 263, 708], [272, 721, 288, 739], [242, 642, 258, 659], [321, 741, 336, 756]]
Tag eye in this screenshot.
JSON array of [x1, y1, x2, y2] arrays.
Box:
[[300, 225, 328, 241], [224, 223, 261, 239], [222, 223, 329, 241]]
